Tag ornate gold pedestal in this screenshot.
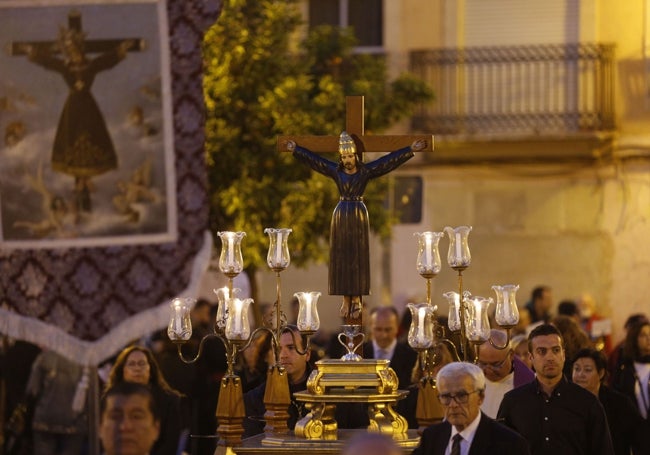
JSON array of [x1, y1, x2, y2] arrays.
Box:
[[293, 359, 409, 440]]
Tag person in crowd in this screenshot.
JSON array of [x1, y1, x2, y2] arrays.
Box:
[[572, 348, 648, 455], [413, 362, 530, 455], [362, 306, 418, 389], [243, 325, 314, 437], [551, 314, 593, 379], [523, 285, 553, 324], [99, 382, 160, 455], [497, 324, 614, 455], [243, 325, 367, 437], [511, 334, 533, 370], [611, 320, 650, 425], [342, 432, 401, 455], [477, 329, 535, 418], [607, 313, 649, 383], [577, 293, 613, 354], [557, 300, 580, 324], [105, 345, 184, 455], [24, 349, 88, 455]]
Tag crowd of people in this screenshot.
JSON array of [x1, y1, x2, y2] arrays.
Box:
[[2, 287, 650, 455]]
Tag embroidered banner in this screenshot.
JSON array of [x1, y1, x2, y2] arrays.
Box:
[[0, 0, 221, 365]]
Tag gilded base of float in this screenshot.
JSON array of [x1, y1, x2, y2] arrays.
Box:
[[291, 359, 410, 440]]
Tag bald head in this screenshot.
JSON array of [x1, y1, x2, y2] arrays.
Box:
[[476, 329, 513, 382]]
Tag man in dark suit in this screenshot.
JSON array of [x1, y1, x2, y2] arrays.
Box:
[[362, 306, 418, 389], [413, 362, 530, 455]]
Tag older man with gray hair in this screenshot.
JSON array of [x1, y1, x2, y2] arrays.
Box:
[[477, 329, 535, 418], [413, 362, 530, 455]]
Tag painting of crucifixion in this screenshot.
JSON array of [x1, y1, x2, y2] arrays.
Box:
[[0, 0, 176, 248]]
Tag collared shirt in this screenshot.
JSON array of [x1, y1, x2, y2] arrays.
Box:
[[372, 339, 396, 361], [497, 376, 614, 455], [447, 412, 481, 455], [482, 371, 514, 418]]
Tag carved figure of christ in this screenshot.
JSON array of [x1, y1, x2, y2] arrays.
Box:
[[278, 95, 433, 326]]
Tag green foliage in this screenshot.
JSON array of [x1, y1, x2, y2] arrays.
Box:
[[203, 0, 433, 271]]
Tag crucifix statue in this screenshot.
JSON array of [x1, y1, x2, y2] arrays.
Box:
[[9, 10, 145, 216], [278, 95, 433, 327]]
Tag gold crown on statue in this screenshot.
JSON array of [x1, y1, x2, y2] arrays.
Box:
[[338, 131, 356, 155]]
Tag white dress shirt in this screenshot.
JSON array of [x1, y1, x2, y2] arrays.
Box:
[[447, 412, 481, 455]]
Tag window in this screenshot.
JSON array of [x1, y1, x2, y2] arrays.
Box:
[[309, 0, 383, 48]]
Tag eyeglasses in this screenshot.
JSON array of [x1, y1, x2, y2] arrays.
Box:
[[437, 389, 481, 405], [477, 355, 510, 370], [125, 360, 149, 369]]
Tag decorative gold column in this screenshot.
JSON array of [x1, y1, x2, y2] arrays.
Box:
[[262, 365, 291, 435], [215, 374, 246, 446]]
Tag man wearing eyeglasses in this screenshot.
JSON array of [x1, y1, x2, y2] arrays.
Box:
[[477, 329, 535, 418], [412, 362, 530, 455], [497, 324, 614, 455]]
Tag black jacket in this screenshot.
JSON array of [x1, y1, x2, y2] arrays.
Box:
[[413, 412, 530, 455]]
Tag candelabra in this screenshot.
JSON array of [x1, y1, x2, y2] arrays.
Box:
[[409, 226, 520, 431], [167, 228, 320, 446]]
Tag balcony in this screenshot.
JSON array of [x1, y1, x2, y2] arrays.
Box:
[[409, 43, 617, 164]]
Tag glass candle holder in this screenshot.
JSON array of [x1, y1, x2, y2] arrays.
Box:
[[444, 226, 472, 270], [167, 297, 194, 341], [492, 284, 520, 327], [295, 291, 321, 332], [407, 302, 437, 350], [217, 231, 246, 277], [443, 290, 473, 332], [466, 296, 492, 343], [225, 297, 253, 341], [214, 287, 240, 330], [414, 231, 443, 278], [264, 228, 292, 271]]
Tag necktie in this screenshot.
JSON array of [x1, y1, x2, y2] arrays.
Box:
[[451, 434, 462, 455]]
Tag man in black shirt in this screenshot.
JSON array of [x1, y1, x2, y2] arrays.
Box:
[[497, 324, 614, 455]]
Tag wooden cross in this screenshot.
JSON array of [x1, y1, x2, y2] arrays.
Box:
[[8, 10, 145, 57], [277, 95, 434, 159], [277, 95, 433, 327]]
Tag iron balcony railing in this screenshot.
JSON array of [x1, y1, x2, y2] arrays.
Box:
[[410, 43, 616, 136]]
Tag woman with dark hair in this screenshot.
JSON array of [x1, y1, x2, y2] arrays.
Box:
[[105, 345, 185, 455], [573, 348, 647, 455], [612, 320, 650, 422]]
